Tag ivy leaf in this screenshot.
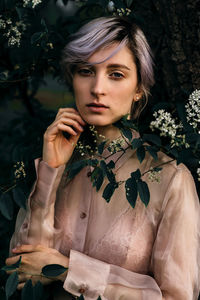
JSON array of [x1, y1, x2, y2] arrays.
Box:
[[0, 192, 14, 220], [67, 160, 88, 179], [125, 177, 138, 208], [21, 280, 33, 300], [98, 141, 107, 155], [5, 271, 18, 299], [33, 281, 44, 300], [131, 169, 141, 180], [126, 0, 134, 7], [42, 264, 68, 277], [31, 32, 44, 44], [146, 145, 158, 161], [131, 138, 142, 149], [107, 160, 115, 169], [106, 169, 116, 184], [102, 183, 117, 203], [95, 170, 104, 191], [88, 159, 99, 167], [2, 256, 21, 272], [100, 160, 116, 183], [121, 128, 132, 141], [136, 146, 146, 163], [91, 167, 104, 191], [137, 180, 150, 207], [142, 134, 161, 147], [12, 187, 27, 210], [78, 295, 85, 300]]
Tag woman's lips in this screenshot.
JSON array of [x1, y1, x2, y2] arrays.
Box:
[[86, 103, 109, 112]]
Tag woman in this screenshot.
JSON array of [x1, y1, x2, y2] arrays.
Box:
[[6, 17, 200, 299]]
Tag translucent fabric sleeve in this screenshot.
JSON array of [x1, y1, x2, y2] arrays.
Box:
[[150, 167, 200, 299], [9, 158, 65, 251], [63, 167, 200, 300]]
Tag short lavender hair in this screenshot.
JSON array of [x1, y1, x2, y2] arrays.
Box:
[[62, 17, 154, 118]]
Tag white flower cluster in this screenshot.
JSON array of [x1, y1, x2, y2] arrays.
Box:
[[76, 126, 105, 157], [108, 136, 126, 154], [113, 7, 131, 16], [14, 161, 26, 179], [0, 16, 26, 47], [185, 89, 200, 131], [148, 168, 161, 183], [23, 0, 42, 8], [150, 109, 183, 145]]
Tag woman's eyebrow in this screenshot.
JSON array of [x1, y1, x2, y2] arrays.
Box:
[[106, 64, 131, 71]]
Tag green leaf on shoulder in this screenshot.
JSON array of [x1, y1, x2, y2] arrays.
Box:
[[146, 145, 158, 161], [131, 169, 141, 180], [137, 180, 150, 207], [98, 141, 107, 155], [131, 138, 142, 149], [67, 160, 88, 179], [136, 146, 145, 163], [125, 177, 138, 208], [42, 264, 68, 277], [102, 182, 117, 203]]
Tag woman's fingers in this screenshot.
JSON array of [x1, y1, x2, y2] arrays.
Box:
[[45, 117, 84, 141], [56, 108, 86, 126], [5, 255, 21, 266], [17, 282, 25, 290], [12, 244, 45, 254]]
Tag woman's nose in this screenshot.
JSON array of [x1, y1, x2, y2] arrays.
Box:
[[90, 74, 106, 97]]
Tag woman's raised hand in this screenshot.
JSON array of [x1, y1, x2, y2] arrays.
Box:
[[43, 108, 86, 168]]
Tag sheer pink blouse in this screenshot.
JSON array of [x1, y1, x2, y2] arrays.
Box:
[[10, 142, 200, 299]]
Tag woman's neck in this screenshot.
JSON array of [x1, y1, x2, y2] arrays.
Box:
[[95, 124, 121, 142]]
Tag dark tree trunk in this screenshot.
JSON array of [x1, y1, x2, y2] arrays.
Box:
[[133, 0, 200, 102]]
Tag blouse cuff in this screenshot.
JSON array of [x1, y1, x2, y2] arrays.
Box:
[[30, 158, 65, 208], [63, 250, 110, 300]]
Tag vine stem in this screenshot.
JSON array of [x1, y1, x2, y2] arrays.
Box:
[[141, 158, 175, 176]]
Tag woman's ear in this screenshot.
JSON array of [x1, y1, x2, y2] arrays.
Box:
[[133, 91, 143, 102]]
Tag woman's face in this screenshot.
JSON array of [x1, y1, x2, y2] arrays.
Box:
[[73, 43, 140, 129]]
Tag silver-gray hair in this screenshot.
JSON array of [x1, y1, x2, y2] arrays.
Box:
[[61, 16, 155, 118]]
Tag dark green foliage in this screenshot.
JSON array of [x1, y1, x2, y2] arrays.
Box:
[[5, 271, 18, 299], [98, 141, 107, 155], [146, 146, 158, 161], [0, 193, 14, 221], [42, 264, 68, 277], [102, 182, 118, 203], [136, 146, 146, 163], [21, 280, 34, 300], [1, 256, 21, 272], [137, 180, 150, 207], [131, 138, 142, 149], [125, 177, 138, 208]]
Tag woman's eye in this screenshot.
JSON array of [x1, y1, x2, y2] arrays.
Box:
[[110, 72, 124, 79], [78, 68, 93, 76]]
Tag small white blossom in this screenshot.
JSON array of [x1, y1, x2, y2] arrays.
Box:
[[14, 161, 26, 179], [108, 136, 126, 154], [0, 16, 26, 47], [113, 7, 131, 16], [148, 168, 161, 183], [23, 0, 42, 8], [150, 109, 183, 146], [185, 90, 200, 130]]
